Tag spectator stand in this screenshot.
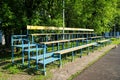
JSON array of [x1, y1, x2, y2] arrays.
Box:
[[27, 25, 97, 75], [11, 25, 111, 76]]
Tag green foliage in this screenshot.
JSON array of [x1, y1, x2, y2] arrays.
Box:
[[111, 38, 120, 44], [3, 64, 20, 74], [0, 0, 120, 45], [111, 0, 120, 32], [8, 66, 20, 74], [65, 0, 119, 34], [1, 3, 15, 28]]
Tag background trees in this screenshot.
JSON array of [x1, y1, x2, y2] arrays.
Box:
[[0, 0, 120, 46]]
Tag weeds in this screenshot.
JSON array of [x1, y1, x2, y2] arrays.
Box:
[[0, 38, 119, 80]]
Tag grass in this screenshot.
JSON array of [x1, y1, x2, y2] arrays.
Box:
[[0, 38, 120, 80], [0, 71, 10, 80], [0, 47, 92, 80], [7, 65, 20, 74], [111, 38, 120, 44], [0, 43, 70, 79]]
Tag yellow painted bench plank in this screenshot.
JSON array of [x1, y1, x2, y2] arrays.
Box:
[[30, 32, 94, 36], [27, 25, 94, 31]]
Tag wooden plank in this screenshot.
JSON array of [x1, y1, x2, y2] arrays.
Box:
[[40, 38, 86, 44], [64, 27, 94, 31], [30, 32, 94, 36], [40, 40, 69, 44], [27, 25, 62, 30], [54, 42, 97, 54], [97, 39, 110, 43], [90, 36, 103, 39], [27, 25, 94, 31], [31, 33, 54, 36], [13, 35, 27, 37], [38, 57, 59, 65], [70, 38, 86, 41]]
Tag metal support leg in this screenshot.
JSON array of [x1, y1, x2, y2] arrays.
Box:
[[43, 64, 46, 76], [72, 51, 74, 61], [21, 40, 25, 66], [57, 43, 59, 51], [80, 49, 82, 58], [76, 40, 78, 46], [36, 45, 38, 70], [87, 47, 89, 55], [28, 50, 30, 68], [62, 43, 64, 50], [59, 54, 62, 68], [52, 44, 54, 52], [22, 47, 24, 66], [28, 42, 30, 68], [92, 45, 94, 52], [32, 35, 34, 43], [43, 44, 46, 75]]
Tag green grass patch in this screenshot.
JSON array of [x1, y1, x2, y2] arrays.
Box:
[[0, 72, 10, 80], [8, 66, 20, 74], [0, 39, 119, 80], [2, 64, 21, 74], [0, 72, 2, 77], [111, 38, 120, 45]]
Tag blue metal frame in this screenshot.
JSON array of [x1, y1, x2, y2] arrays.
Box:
[[43, 44, 46, 75], [11, 35, 29, 65], [11, 34, 43, 69], [12, 26, 103, 76]]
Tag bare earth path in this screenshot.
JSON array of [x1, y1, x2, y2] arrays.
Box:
[[1, 45, 116, 80], [73, 45, 120, 80], [51, 45, 116, 80]]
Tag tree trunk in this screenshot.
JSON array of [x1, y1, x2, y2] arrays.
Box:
[[4, 29, 12, 48]]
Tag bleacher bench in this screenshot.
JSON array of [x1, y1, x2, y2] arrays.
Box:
[[54, 42, 97, 66]]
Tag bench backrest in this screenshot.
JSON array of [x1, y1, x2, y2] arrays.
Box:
[[27, 25, 94, 31], [11, 35, 28, 46]]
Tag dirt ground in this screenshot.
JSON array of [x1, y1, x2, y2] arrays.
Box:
[[0, 44, 116, 80], [50, 45, 116, 80]]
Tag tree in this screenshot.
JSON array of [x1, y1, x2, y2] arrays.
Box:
[[111, 0, 120, 32], [65, 0, 118, 34], [0, 0, 119, 46], [0, 0, 63, 46]]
